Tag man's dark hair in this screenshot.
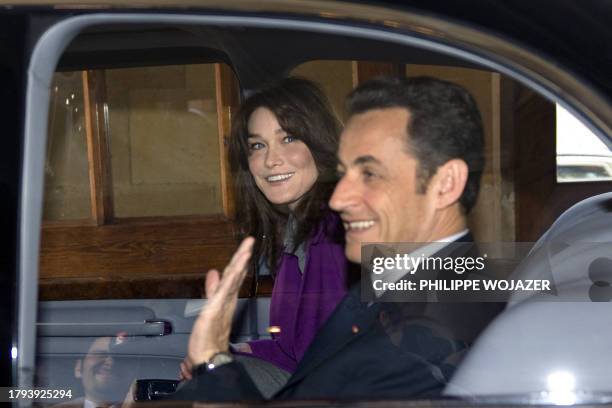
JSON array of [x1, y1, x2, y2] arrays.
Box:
[[347, 76, 484, 214]]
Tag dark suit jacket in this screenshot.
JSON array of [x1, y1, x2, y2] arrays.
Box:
[[173, 232, 503, 402], [369, 233, 505, 376], [173, 286, 445, 402], [372, 233, 505, 346]]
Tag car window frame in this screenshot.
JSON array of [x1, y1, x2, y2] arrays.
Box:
[[18, 7, 612, 393]]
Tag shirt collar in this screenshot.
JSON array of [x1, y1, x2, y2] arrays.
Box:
[[436, 229, 469, 243], [370, 229, 470, 298]]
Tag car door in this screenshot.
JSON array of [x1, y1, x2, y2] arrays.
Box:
[[0, 12, 28, 389], [6, 1, 612, 407], [33, 54, 268, 403]]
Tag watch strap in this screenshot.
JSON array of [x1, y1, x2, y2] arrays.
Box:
[[193, 351, 235, 376]]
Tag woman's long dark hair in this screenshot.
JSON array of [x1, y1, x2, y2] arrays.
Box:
[[229, 77, 342, 276]]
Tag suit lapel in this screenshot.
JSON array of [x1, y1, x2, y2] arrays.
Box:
[[280, 232, 476, 392], [282, 287, 379, 389]]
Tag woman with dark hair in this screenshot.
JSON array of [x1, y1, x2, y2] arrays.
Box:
[[181, 77, 348, 396], [229, 77, 347, 370]]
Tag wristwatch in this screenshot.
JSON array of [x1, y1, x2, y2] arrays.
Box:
[[202, 351, 235, 372]]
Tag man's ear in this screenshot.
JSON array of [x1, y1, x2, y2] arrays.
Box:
[[74, 359, 83, 379], [431, 159, 468, 210]]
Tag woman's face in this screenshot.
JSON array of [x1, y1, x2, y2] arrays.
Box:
[[247, 107, 318, 210]]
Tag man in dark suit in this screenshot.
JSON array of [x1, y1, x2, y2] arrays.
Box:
[[174, 76, 502, 402]]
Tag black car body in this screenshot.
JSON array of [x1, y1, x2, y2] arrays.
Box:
[[1, 0, 611, 406]]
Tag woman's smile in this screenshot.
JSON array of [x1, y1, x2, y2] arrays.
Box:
[[266, 172, 295, 183]]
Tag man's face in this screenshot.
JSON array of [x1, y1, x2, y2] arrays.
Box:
[[74, 336, 136, 404], [330, 108, 439, 263], [75, 337, 117, 399]]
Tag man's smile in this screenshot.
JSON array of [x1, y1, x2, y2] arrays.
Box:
[[343, 219, 376, 232]]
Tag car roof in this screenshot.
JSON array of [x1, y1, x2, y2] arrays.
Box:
[[2, 0, 610, 144], [1, 0, 610, 99], [375, 0, 612, 98], [56, 24, 483, 89]]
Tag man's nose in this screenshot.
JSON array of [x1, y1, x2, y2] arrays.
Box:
[[329, 174, 358, 212], [264, 145, 284, 168]]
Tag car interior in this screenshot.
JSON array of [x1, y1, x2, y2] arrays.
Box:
[[20, 11, 612, 405]]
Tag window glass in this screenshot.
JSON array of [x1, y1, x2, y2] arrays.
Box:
[[407, 64, 515, 242], [44, 71, 91, 221], [556, 104, 612, 182], [107, 64, 223, 217], [291, 60, 353, 120], [39, 63, 239, 302], [31, 19, 612, 408]]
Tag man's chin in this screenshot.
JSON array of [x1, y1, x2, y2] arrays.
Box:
[[345, 246, 362, 264], [91, 380, 130, 402]]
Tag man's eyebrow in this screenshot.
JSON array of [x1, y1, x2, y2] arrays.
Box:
[[353, 155, 382, 166]]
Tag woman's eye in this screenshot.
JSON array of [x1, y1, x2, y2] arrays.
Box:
[[249, 142, 265, 151], [283, 135, 296, 143]]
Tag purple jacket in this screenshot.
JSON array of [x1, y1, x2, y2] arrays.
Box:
[[244, 213, 348, 373]]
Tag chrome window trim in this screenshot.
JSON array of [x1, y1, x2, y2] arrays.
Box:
[[19, 6, 611, 392]]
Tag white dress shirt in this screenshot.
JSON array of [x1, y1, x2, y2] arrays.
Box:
[[371, 229, 469, 298]]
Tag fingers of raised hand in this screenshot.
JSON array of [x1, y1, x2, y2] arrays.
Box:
[[220, 237, 255, 293], [200, 237, 255, 313], [205, 269, 221, 298], [179, 359, 193, 381], [225, 237, 255, 274]]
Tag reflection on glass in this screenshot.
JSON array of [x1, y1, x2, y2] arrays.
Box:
[[44, 71, 91, 221], [36, 335, 139, 407], [106, 64, 224, 217], [290, 60, 353, 120], [556, 105, 612, 183], [73, 336, 135, 406], [547, 370, 577, 405]]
